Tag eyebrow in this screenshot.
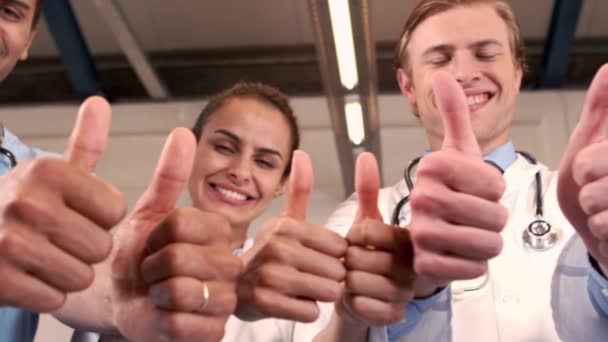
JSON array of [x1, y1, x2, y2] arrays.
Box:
[[214, 129, 284, 160], [4, 0, 30, 11], [422, 39, 505, 57]]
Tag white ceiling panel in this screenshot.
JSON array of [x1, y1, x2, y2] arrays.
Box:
[[26, 1, 606, 58]]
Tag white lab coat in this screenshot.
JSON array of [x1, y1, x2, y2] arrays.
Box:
[[322, 155, 608, 341]]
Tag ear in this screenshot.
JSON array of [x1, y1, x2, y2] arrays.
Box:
[[19, 27, 38, 61], [514, 65, 523, 92], [397, 68, 417, 107]]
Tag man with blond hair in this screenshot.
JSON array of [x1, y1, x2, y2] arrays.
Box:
[[314, 0, 608, 340]]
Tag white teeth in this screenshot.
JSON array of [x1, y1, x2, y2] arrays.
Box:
[[467, 94, 489, 106], [216, 186, 247, 201]]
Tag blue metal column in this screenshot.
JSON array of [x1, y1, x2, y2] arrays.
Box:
[[536, 0, 584, 88], [44, 0, 104, 98]]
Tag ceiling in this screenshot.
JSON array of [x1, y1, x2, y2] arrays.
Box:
[[2, 0, 607, 103]]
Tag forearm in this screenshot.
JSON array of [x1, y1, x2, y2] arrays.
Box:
[[313, 312, 368, 342], [52, 258, 118, 334]]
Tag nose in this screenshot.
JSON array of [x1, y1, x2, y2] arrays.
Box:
[[228, 155, 252, 185], [451, 53, 481, 85]]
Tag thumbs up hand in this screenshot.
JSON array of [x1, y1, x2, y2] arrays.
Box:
[[235, 150, 348, 322], [108, 128, 242, 342], [408, 72, 508, 297], [0, 96, 126, 312], [334, 152, 415, 327], [557, 64, 608, 274]]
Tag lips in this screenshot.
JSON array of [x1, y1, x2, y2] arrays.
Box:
[[209, 183, 254, 205], [464, 91, 495, 112]]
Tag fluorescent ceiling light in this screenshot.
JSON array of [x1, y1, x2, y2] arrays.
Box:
[[345, 94, 365, 145], [328, 0, 359, 90]]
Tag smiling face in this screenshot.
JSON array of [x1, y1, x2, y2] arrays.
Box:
[[397, 4, 522, 154], [0, 0, 38, 82], [188, 97, 292, 231]]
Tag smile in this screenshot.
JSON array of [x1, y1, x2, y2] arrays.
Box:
[[466, 92, 494, 111], [209, 183, 253, 205]]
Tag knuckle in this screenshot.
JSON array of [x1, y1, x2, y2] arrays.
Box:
[[224, 256, 244, 279], [39, 293, 67, 313], [0, 231, 22, 257], [413, 255, 436, 277], [579, 186, 600, 214], [164, 314, 186, 338], [206, 212, 232, 240], [486, 235, 503, 258], [69, 265, 95, 291], [263, 239, 290, 262], [410, 227, 435, 250], [165, 245, 186, 271], [28, 158, 58, 178], [409, 189, 438, 213], [166, 279, 185, 306], [574, 153, 596, 184], [256, 265, 279, 287], [588, 215, 608, 240], [344, 246, 360, 269]]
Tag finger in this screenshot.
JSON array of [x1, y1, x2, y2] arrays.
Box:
[[2, 226, 95, 292], [149, 277, 237, 316], [0, 262, 65, 312], [588, 210, 608, 242], [257, 264, 342, 302], [154, 312, 227, 342], [347, 220, 412, 253], [64, 96, 112, 172], [409, 181, 507, 232], [343, 295, 404, 325], [566, 64, 608, 171], [261, 239, 346, 281], [414, 252, 488, 281], [141, 244, 242, 284], [345, 270, 413, 303], [8, 183, 115, 261], [345, 246, 414, 282], [579, 175, 608, 215], [146, 209, 232, 255], [413, 224, 503, 261], [354, 152, 382, 221], [131, 128, 197, 222], [414, 153, 505, 201], [271, 220, 348, 258], [247, 287, 320, 322], [432, 71, 481, 156], [283, 150, 313, 220]]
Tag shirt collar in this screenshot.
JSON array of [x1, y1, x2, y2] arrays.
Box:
[[484, 140, 517, 173], [423, 140, 517, 173]]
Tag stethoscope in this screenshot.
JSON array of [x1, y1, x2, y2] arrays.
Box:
[[391, 151, 560, 251], [0, 123, 17, 169]]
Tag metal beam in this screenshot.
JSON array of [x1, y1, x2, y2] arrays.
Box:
[[308, 0, 382, 197], [536, 0, 584, 88], [43, 0, 103, 99], [91, 0, 170, 100]]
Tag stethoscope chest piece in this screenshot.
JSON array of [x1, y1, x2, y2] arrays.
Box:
[[522, 219, 560, 251]]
